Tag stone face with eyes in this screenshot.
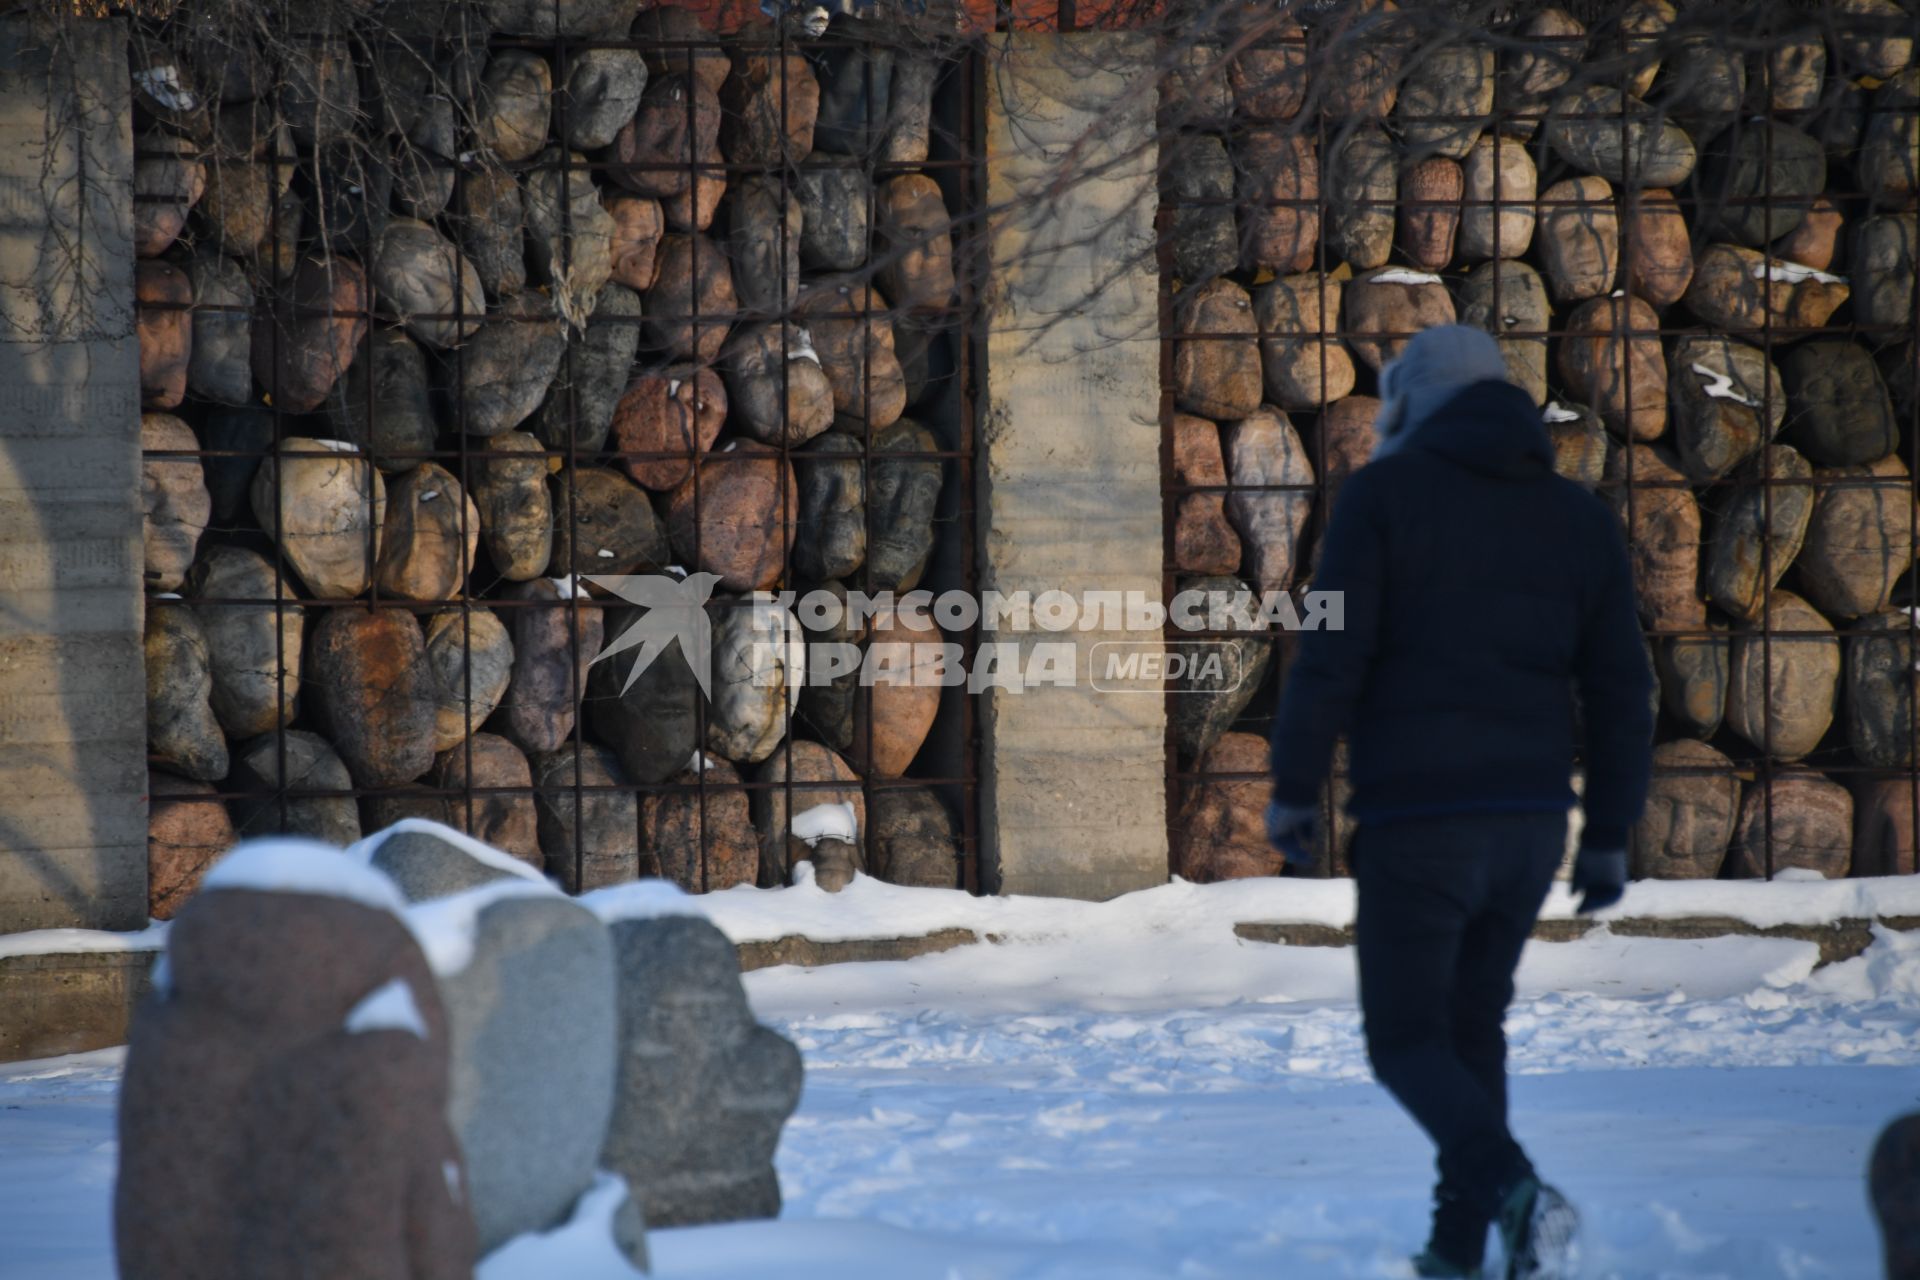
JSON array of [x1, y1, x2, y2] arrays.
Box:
[[1847, 609, 1920, 770], [1454, 260, 1550, 407], [1797, 455, 1916, 621], [141, 413, 210, 593], [798, 280, 906, 430], [863, 419, 942, 593], [1726, 590, 1840, 762], [588, 611, 703, 787], [501, 577, 604, 758], [1632, 739, 1739, 880], [664, 441, 799, 592], [869, 786, 962, 890], [611, 365, 730, 491], [721, 323, 834, 447], [793, 433, 866, 583]]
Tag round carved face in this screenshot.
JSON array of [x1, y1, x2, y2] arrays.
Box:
[[871, 790, 959, 889], [866, 422, 943, 592], [1758, 628, 1838, 756], [794, 435, 866, 583], [595, 616, 702, 785]]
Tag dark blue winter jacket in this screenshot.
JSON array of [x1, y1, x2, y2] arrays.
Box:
[[1267, 379, 1654, 851]]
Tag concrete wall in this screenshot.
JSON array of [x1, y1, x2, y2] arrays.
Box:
[[979, 34, 1168, 899], [0, 18, 146, 932]]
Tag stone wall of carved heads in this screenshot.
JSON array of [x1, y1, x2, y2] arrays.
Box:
[[1163, 1, 1920, 885], [134, 1, 978, 918]]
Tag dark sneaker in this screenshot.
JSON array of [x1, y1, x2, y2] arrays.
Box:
[[1417, 1188, 1488, 1278], [1411, 1247, 1481, 1277], [1496, 1176, 1580, 1280]]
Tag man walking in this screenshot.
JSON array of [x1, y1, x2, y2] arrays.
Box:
[[1266, 326, 1653, 1279]]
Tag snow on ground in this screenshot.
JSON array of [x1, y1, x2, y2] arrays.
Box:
[[4, 895, 1919, 1278], [591, 866, 1920, 943], [12, 863, 1920, 961]]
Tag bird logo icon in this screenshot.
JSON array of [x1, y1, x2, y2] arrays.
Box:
[[584, 572, 725, 698]]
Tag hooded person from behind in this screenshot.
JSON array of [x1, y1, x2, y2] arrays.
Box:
[[1265, 326, 1654, 1279]]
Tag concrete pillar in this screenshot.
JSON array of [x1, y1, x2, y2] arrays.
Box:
[[0, 18, 146, 932], [979, 34, 1167, 899]]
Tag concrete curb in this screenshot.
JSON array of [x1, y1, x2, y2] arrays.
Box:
[[10, 915, 1918, 1064], [1233, 915, 1920, 968], [0, 927, 985, 1064]]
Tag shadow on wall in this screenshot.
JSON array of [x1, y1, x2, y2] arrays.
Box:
[[0, 16, 147, 932]]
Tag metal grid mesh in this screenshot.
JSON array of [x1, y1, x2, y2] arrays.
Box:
[[1157, 2, 1920, 884], [133, 11, 984, 908]]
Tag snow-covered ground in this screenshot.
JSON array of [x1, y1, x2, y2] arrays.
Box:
[[4, 883, 1918, 1279]]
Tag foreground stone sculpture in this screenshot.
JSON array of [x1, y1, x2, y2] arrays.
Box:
[[380, 834, 620, 1259], [600, 912, 803, 1228], [116, 844, 476, 1280]]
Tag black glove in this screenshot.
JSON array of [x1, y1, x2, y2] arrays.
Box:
[[1571, 847, 1627, 915], [1266, 799, 1319, 871]]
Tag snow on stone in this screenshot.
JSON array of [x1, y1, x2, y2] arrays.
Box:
[[199, 839, 408, 916], [1752, 260, 1845, 285], [1368, 268, 1443, 286], [476, 1171, 644, 1280], [1689, 361, 1759, 407], [134, 65, 197, 111], [0, 923, 169, 961], [582, 878, 709, 925], [687, 750, 719, 773], [344, 978, 429, 1040], [548, 574, 584, 599], [405, 879, 559, 976], [1542, 402, 1583, 423], [1807, 925, 1920, 1003], [790, 801, 858, 847], [347, 818, 549, 886], [788, 329, 822, 364], [307, 438, 360, 454]]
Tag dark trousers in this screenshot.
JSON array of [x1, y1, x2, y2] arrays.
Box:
[[1354, 811, 1567, 1233]]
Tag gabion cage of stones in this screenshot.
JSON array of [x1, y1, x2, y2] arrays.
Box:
[[133, 0, 980, 918], [1163, 0, 1920, 885]]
